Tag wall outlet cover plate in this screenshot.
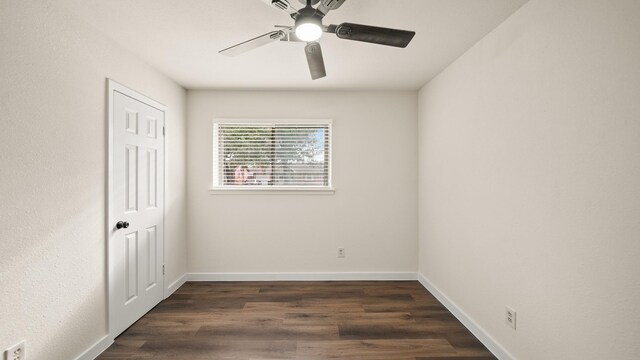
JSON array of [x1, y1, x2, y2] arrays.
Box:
[[505, 307, 516, 330]]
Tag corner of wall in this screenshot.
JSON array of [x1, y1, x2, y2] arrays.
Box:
[[417, 273, 514, 360]]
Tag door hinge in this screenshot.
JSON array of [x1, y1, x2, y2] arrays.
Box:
[[162, 126, 165, 136], [162, 265, 165, 275]]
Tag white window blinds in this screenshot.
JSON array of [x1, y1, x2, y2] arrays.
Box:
[[213, 122, 331, 189]]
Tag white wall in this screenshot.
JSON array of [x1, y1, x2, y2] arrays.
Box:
[[418, 0, 640, 359], [187, 91, 417, 275], [0, 1, 187, 359]]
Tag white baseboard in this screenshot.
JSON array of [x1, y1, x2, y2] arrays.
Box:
[[417, 273, 515, 360], [74, 334, 113, 360], [187, 272, 418, 282], [166, 273, 188, 297]]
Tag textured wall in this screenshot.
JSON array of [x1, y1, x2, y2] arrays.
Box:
[[187, 91, 418, 274], [418, 0, 640, 358], [0, 1, 187, 359]]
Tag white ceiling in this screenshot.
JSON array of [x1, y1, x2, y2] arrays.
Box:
[[61, 0, 529, 90]]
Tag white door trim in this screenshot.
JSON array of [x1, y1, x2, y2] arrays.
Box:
[[106, 79, 168, 338]]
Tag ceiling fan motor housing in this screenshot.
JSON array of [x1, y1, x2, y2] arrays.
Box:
[[296, 4, 323, 29]]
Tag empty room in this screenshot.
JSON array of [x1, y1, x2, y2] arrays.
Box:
[[1, 0, 639, 359]]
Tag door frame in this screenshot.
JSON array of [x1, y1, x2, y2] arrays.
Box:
[[106, 79, 168, 338]]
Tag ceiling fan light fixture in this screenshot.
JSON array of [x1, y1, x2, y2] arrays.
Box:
[[295, 17, 323, 42]]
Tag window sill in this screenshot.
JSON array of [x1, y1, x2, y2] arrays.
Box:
[[209, 186, 335, 195]]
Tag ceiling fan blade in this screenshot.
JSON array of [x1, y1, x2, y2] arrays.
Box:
[[261, 0, 299, 18], [329, 22, 415, 48], [304, 42, 326, 80], [219, 31, 286, 57], [316, 0, 347, 17]]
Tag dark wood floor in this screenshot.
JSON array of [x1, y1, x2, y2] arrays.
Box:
[[98, 281, 496, 360]]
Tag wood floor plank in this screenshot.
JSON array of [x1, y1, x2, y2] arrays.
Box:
[[140, 339, 297, 359], [117, 324, 201, 340], [301, 293, 417, 305], [97, 281, 496, 360], [296, 339, 457, 359], [283, 311, 414, 326], [196, 323, 340, 341], [242, 301, 365, 313], [338, 324, 466, 340]]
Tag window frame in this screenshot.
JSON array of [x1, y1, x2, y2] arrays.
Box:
[[210, 118, 334, 194]]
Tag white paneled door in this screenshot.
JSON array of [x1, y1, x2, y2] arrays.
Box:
[[109, 82, 165, 337]]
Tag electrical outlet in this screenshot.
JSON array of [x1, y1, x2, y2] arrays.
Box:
[[505, 307, 516, 330], [337, 247, 345, 258], [5, 340, 26, 360]]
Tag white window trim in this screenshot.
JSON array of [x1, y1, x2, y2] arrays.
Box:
[[210, 118, 334, 194]]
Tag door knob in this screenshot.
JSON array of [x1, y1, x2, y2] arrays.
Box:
[[116, 221, 130, 229]]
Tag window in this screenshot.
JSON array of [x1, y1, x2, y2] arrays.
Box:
[[212, 120, 332, 192]]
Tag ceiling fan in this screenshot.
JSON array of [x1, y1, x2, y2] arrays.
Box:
[[219, 0, 416, 80]]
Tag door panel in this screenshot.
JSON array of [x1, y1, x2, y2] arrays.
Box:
[[125, 144, 138, 213], [125, 232, 138, 303], [147, 149, 157, 209], [146, 226, 157, 289], [110, 89, 164, 337]]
